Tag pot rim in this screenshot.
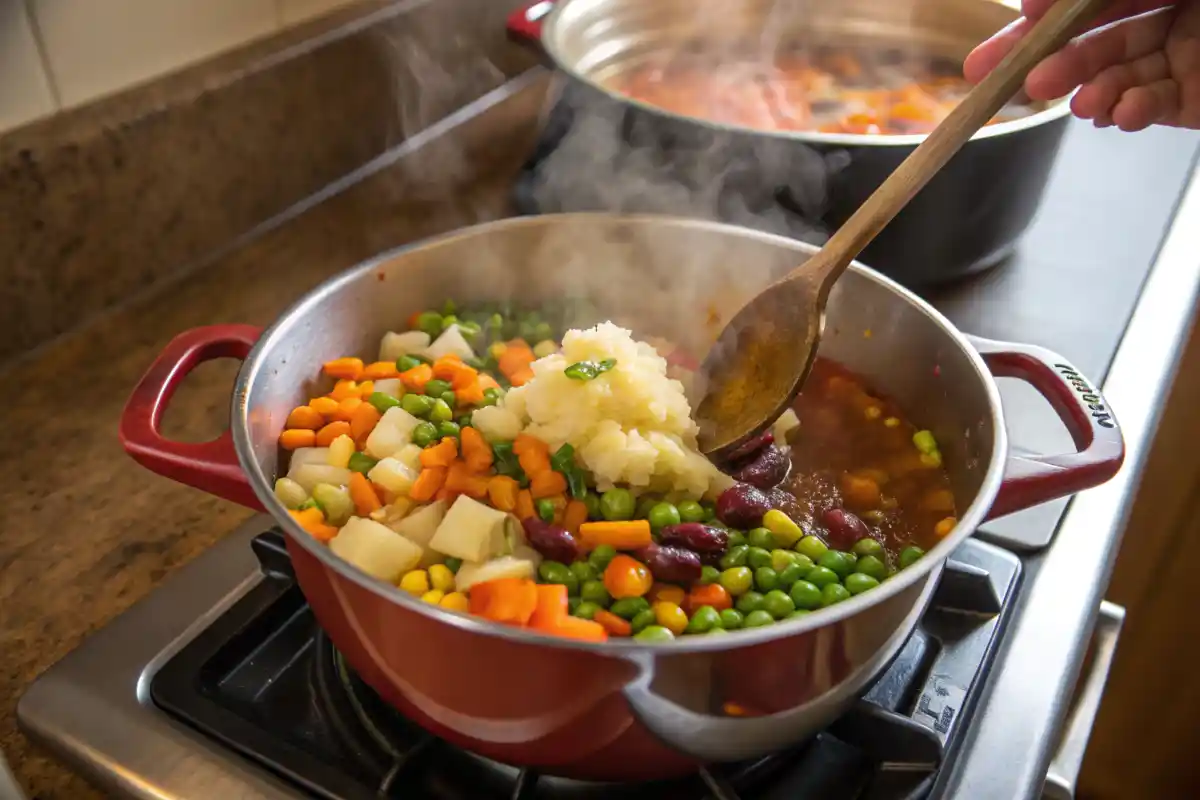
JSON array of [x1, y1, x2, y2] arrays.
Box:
[[232, 212, 1010, 654], [538, 0, 1074, 148]]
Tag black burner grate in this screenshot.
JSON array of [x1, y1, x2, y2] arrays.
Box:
[[150, 531, 1020, 800]]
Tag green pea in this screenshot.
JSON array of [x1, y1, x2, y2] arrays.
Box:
[[441, 299, 457, 316], [805, 566, 840, 588], [719, 608, 744, 629], [821, 583, 852, 607], [852, 538, 885, 558], [298, 496, 321, 513], [573, 601, 601, 620], [367, 391, 402, 414], [583, 492, 602, 520], [791, 554, 815, 573], [747, 527, 777, 550], [580, 579, 610, 606], [424, 379, 452, 397], [818, 550, 856, 579], [415, 311, 444, 338], [700, 565, 721, 585], [685, 605, 722, 634], [726, 530, 747, 548], [707, 627, 729, 636], [777, 562, 806, 589], [610, 596, 651, 620], [538, 561, 578, 595], [429, 398, 454, 423], [600, 488, 635, 521], [481, 387, 503, 407], [408, 421, 436, 448], [440, 391, 458, 408], [743, 610, 775, 628], [347, 452, 378, 474], [736, 591, 765, 614], [788, 609, 812, 619], [720, 545, 750, 569], [401, 393, 435, 417], [702, 503, 717, 522], [913, 429, 938, 455], [444, 557, 463, 574], [770, 549, 798, 572], [762, 589, 796, 619], [648, 502, 681, 531], [677, 500, 706, 523], [789, 580, 822, 610], [457, 320, 481, 340], [588, 544, 618, 572], [634, 494, 660, 520], [442, 314, 459, 328], [754, 567, 779, 592], [630, 608, 657, 634], [633, 625, 675, 642], [571, 561, 598, 583], [456, 414, 473, 429], [747, 547, 773, 570], [899, 545, 925, 569], [536, 498, 557, 523], [845, 573, 881, 595], [719, 567, 754, 596], [436, 421, 461, 439], [567, 597, 582, 614], [795, 535, 829, 560], [854, 555, 888, 581], [395, 354, 422, 373]]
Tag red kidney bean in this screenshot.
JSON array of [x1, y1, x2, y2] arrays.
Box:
[[716, 483, 773, 529], [637, 543, 703, 584], [658, 523, 729, 553], [725, 431, 775, 463], [728, 445, 790, 490], [522, 517, 580, 564], [821, 508, 869, 550]]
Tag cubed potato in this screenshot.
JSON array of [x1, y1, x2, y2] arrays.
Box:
[[330, 516, 423, 582], [429, 495, 508, 563]]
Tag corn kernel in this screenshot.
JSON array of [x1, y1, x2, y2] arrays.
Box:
[[649, 584, 686, 606], [357, 380, 375, 397], [919, 451, 943, 469], [653, 602, 689, 636], [883, 417, 900, 428], [533, 339, 558, 358], [934, 517, 957, 538], [399, 569, 430, 596], [440, 592, 470, 612], [763, 509, 803, 547], [428, 563, 455, 593], [421, 589, 445, 604], [327, 434, 355, 468], [864, 405, 882, 420], [488, 342, 508, 359]]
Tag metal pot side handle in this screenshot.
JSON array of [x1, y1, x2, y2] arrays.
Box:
[[119, 325, 264, 510], [967, 335, 1126, 520], [506, 0, 555, 46]]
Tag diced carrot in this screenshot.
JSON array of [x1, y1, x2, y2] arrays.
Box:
[[449, 365, 479, 389], [435, 486, 458, 503], [529, 583, 569, 629], [289, 508, 338, 542], [419, 437, 458, 468], [409, 467, 447, 502], [330, 380, 361, 401], [515, 489, 536, 521], [487, 476, 519, 512], [593, 609, 632, 637], [470, 578, 539, 626], [280, 429, 317, 450], [362, 361, 400, 380], [685, 582, 733, 613], [349, 402, 382, 445], [455, 379, 486, 406], [648, 583, 686, 606], [323, 357, 364, 380], [316, 421, 352, 447], [545, 615, 608, 642], [432, 355, 467, 381], [497, 340, 535, 382], [349, 472, 383, 516], [479, 373, 501, 391], [513, 434, 551, 476], [603, 555, 654, 599], [285, 406, 325, 430], [407, 311, 423, 329], [840, 473, 881, 509], [445, 462, 491, 499], [460, 427, 494, 472], [399, 363, 433, 393], [529, 469, 567, 499], [510, 366, 535, 387], [333, 396, 363, 422], [562, 499, 589, 535], [309, 396, 340, 417], [579, 520, 653, 551], [289, 507, 324, 527]]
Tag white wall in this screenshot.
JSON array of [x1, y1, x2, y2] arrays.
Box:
[[0, 0, 361, 134]]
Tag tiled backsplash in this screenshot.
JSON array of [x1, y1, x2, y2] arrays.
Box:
[[0, 0, 361, 133]]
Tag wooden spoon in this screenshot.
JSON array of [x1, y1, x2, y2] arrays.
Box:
[[696, 0, 1108, 458]]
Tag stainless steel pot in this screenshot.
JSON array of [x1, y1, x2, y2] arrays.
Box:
[[121, 213, 1122, 780], [507, 0, 1073, 286]]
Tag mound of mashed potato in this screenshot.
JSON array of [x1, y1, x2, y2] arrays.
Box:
[[471, 322, 731, 499]]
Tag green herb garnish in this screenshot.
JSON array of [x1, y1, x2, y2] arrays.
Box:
[[564, 358, 617, 381]]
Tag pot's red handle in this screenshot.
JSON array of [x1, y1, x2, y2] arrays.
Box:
[[119, 325, 265, 510], [506, 0, 555, 47], [967, 335, 1125, 520]]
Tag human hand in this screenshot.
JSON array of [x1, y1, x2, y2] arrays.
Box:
[[963, 0, 1200, 131]]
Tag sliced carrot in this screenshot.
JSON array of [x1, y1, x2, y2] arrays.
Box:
[[562, 499, 589, 535], [309, 396, 340, 417], [285, 406, 325, 430], [323, 357, 364, 380], [289, 508, 338, 542], [333, 396, 364, 422], [529, 470, 568, 499], [349, 402, 382, 445], [330, 380, 361, 401], [470, 578, 539, 626], [316, 421, 352, 447], [479, 374, 501, 391], [529, 583, 569, 629], [515, 489, 536, 521], [419, 437, 458, 468], [509, 366, 535, 387], [409, 467, 447, 502], [685, 582, 733, 613], [580, 520, 653, 551], [593, 609, 632, 637], [460, 426, 494, 472], [445, 462, 490, 499], [513, 434, 551, 477], [279, 429, 317, 450], [399, 363, 434, 393], [487, 475, 520, 512], [362, 361, 400, 380], [545, 615, 608, 642], [349, 472, 383, 516]]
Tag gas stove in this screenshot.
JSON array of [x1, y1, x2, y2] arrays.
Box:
[[19, 516, 1018, 800]]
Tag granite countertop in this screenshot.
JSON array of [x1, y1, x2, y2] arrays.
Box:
[[0, 75, 545, 798]]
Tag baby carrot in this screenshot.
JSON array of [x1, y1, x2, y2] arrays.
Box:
[[323, 357, 364, 380], [562, 499, 589, 535], [330, 380, 360, 401], [280, 429, 316, 450], [349, 401, 381, 445], [333, 396, 363, 422], [580, 520, 653, 551], [593, 609, 632, 637], [309, 396, 340, 417], [349, 472, 382, 516], [316, 421, 352, 446], [361, 361, 399, 380], [285, 406, 324, 430]]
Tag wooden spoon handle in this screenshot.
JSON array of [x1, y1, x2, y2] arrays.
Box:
[[793, 0, 1110, 291]]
